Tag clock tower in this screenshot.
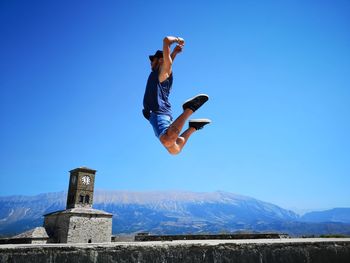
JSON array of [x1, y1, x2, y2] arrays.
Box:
[[66, 167, 96, 209]]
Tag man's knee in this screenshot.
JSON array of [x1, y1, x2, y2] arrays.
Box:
[[160, 135, 181, 155], [165, 145, 181, 155], [160, 134, 174, 148], [167, 148, 180, 155]]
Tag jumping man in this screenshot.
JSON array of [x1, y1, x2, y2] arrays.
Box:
[[142, 36, 211, 155]]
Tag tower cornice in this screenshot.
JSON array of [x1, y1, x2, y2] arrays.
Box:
[[69, 167, 97, 174]]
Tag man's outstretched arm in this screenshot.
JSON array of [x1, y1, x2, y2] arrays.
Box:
[[171, 45, 183, 61], [159, 36, 185, 83]]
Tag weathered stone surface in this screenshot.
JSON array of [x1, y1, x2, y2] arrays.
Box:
[[12, 227, 49, 239], [0, 238, 350, 263]]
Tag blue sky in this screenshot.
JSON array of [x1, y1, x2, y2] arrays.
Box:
[[1, 0, 349, 212]]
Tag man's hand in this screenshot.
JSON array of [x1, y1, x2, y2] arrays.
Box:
[[176, 37, 185, 46]]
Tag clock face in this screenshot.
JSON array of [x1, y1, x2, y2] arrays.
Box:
[[81, 175, 91, 185]]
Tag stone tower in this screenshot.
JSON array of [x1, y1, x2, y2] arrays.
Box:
[[44, 167, 112, 243], [66, 167, 96, 209]]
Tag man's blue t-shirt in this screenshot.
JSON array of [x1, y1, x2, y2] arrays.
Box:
[[143, 69, 173, 119]]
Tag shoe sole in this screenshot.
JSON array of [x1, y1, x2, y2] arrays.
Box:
[[189, 118, 211, 130], [182, 94, 209, 112], [189, 118, 211, 123], [182, 94, 209, 110]]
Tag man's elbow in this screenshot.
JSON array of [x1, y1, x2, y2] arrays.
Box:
[[163, 36, 171, 45]]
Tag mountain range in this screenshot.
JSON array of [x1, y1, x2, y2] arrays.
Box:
[[1, 190, 350, 237]]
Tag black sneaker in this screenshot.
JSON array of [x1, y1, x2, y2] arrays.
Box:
[[189, 119, 211, 130], [182, 94, 209, 112]]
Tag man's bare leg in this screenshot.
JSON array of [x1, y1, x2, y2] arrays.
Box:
[[160, 109, 193, 148], [159, 94, 211, 155], [174, 127, 196, 149]]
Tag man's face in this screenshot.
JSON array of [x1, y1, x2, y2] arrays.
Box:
[[151, 57, 163, 71]]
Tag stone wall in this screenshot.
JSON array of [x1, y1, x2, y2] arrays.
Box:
[[134, 233, 286, 241], [67, 215, 112, 243], [0, 238, 350, 263]]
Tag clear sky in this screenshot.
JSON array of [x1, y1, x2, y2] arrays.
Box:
[[1, 0, 349, 212]]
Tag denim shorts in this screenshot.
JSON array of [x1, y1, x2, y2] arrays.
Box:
[[149, 112, 172, 138]]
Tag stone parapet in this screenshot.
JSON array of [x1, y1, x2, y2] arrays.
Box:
[[134, 232, 288, 241], [0, 238, 350, 263]]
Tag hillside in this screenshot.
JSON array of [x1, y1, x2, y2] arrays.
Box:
[[1, 191, 350, 237]]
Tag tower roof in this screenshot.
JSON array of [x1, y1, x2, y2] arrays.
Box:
[[69, 167, 97, 174], [44, 208, 112, 217]]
